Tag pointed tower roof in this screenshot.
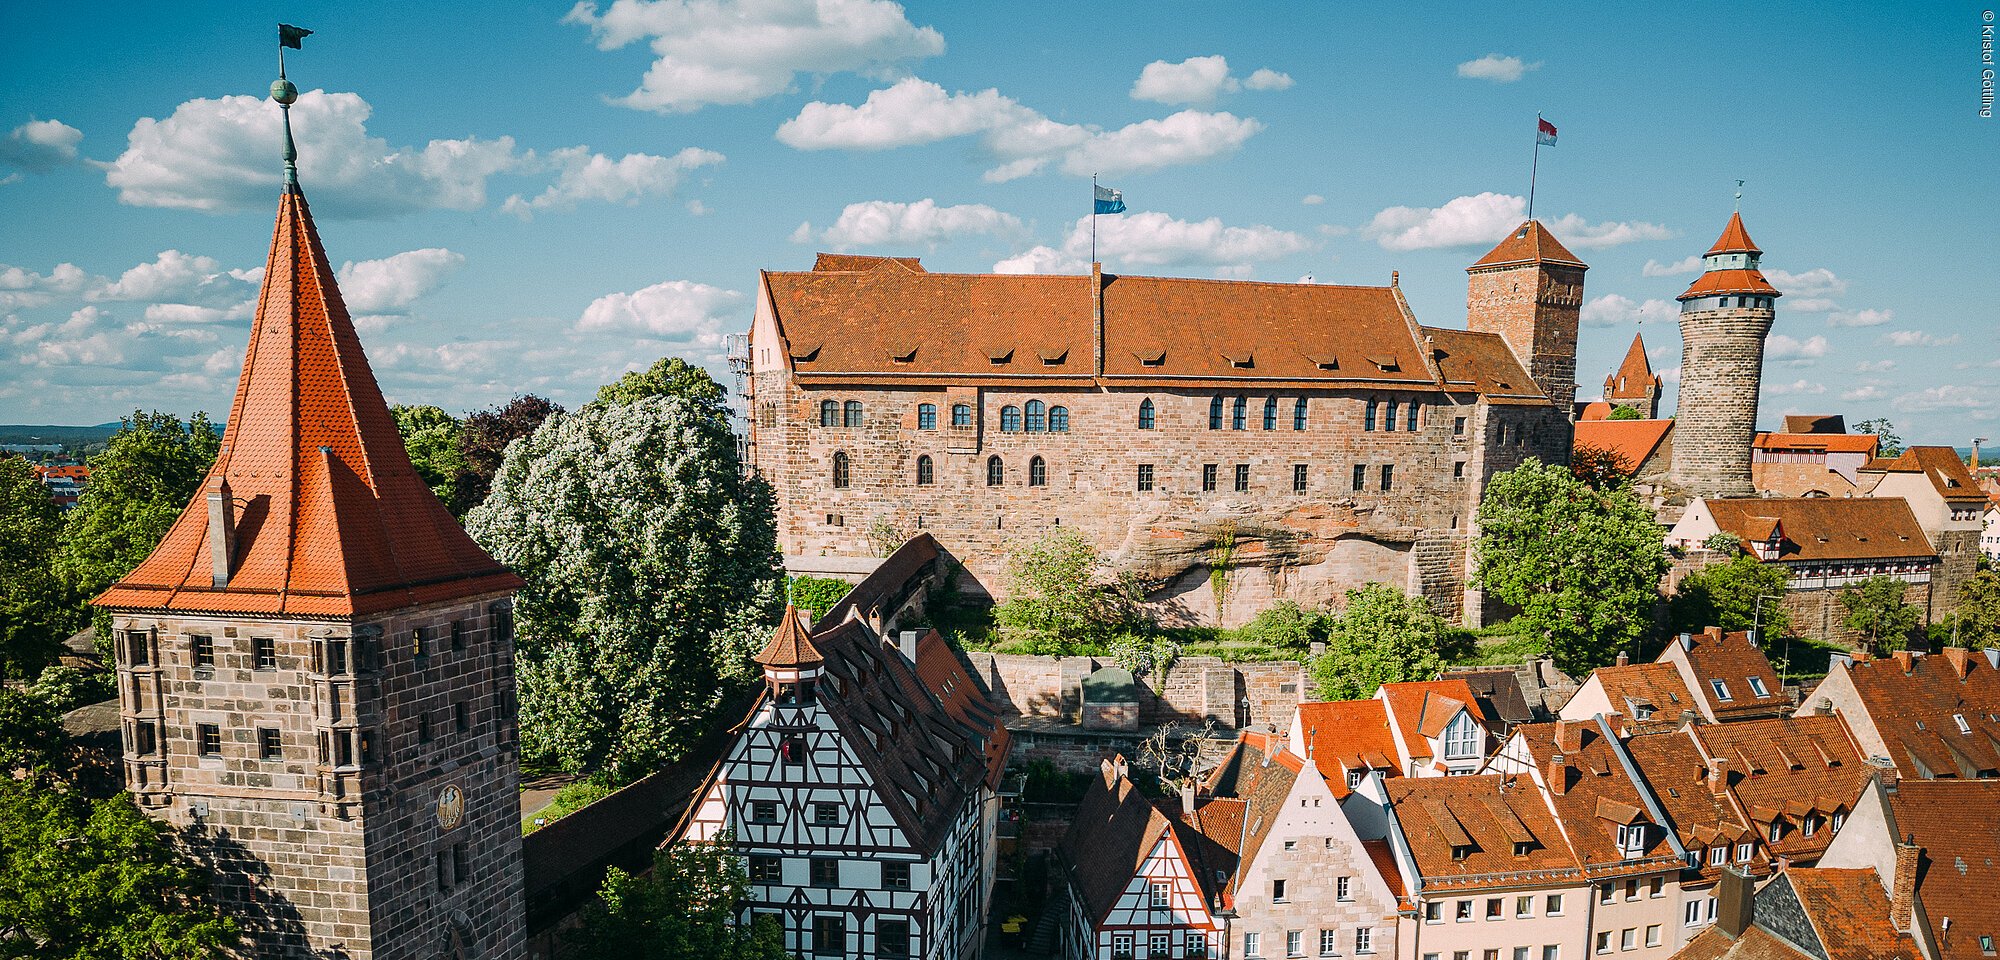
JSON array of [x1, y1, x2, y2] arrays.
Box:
[[1468, 220, 1588, 271], [1606, 333, 1659, 395], [754, 605, 822, 668], [95, 184, 523, 618], [1704, 211, 1761, 256]]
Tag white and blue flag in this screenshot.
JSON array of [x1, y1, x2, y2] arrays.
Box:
[[1093, 184, 1126, 215]]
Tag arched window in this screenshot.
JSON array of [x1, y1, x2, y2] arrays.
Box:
[[1049, 406, 1069, 432], [918, 403, 937, 430], [1406, 400, 1419, 432], [1231, 397, 1247, 430], [1293, 397, 1308, 431], [831, 452, 850, 489], [1029, 456, 1047, 487], [916, 455, 934, 486], [1364, 399, 1378, 431], [1025, 400, 1046, 432], [951, 403, 972, 428], [819, 400, 838, 427], [1000, 406, 1022, 432], [843, 400, 863, 428], [986, 456, 1004, 486], [1138, 398, 1156, 430], [1262, 396, 1278, 431], [1384, 399, 1399, 432], [1209, 396, 1224, 430]]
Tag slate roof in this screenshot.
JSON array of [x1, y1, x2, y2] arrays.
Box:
[[1468, 220, 1588, 269], [1702, 497, 1934, 562], [1689, 716, 1868, 862], [1838, 649, 2000, 780], [1385, 773, 1579, 894], [95, 185, 521, 617], [1445, 666, 1540, 730], [1885, 779, 2000, 959], [1064, 759, 1240, 924]]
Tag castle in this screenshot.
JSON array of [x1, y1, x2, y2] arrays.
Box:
[[747, 224, 1588, 625]]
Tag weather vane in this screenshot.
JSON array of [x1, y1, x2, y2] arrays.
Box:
[[1734, 179, 1745, 210], [272, 24, 312, 185]]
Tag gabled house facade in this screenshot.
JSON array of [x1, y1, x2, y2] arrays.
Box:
[[1059, 757, 1232, 960], [1801, 647, 2000, 780], [1817, 777, 2000, 959]]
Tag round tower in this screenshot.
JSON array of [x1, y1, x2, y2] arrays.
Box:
[[1669, 212, 1782, 497]]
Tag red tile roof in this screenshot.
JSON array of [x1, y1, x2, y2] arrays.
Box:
[[1781, 867, 1923, 960], [1671, 628, 1788, 719], [1622, 731, 1760, 883], [1511, 720, 1681, 875], [1422, 326, 1551, 405], [1604, 333, 1660, 401], [1573, 418, 1673, 474], [1689, 716, 1868, 862], [1674, 924, 1817, 960], [1469, 220, 1588, 269], [95, 187, 521, 617], [1837, 649, 2000, 780], [1380, 679, 1492, 763], [1590, 662, 1697, 728], [1295, 699, 1401, 798], [1385, 773, 1579, 893], [1064, 760, 1180, 924], [1679, 268, 1782, 300], [1864, 446, 1987, 504], [754, 605, 821, 668], [1884, 779, 2000, 959], [1701, 497, 1934, 563], [1706, 212, 1762, 255], [1752, 432, 1881, 454]]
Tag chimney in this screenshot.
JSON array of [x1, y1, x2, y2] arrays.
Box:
[[205, 478, 234, 589], [1717, 867, 1755, 937], [1111, 754, 1130, 782], [1181, 779, 1197, 819], [898, 629, 922, 663], [1891, 650, 1916, 673], [1890, 836, 1922, 934], [1546, 753, 1569, 796], [1707, 757, 1732, 795], [1680, 633, 1694, 651], [1942, 647, 1972, 680], [1616, 650, 1630, 667], [1556, 719, 1585, 753], [1704, 625, 1725, 642]]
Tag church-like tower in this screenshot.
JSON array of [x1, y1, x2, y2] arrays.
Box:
[[1603, 332, 1663, 418], [1466, 219, 1589, 414], [94, 66, 526, 959], [1669, 212, 1782, 497]]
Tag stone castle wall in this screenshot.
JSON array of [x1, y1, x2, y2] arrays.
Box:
[[1671, 307, 1774, 498], [1467, 261, 1584, 413], [965, 652, 1308, 731]]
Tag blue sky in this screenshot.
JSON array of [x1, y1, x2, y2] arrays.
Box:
[[1, 1, 1993, 443]]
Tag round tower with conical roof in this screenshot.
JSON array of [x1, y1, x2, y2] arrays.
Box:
[[1670, 212, 1782, 497]]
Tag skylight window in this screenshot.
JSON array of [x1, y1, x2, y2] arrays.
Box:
[[1957, 714, 1973, 735], [1747, 676, 1770, 698], [1710, 680, 1733, 702]]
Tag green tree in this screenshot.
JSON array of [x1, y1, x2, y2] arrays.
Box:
[[1473, 458, 1669, 674], [1950, 570, 2000, 647], [1839, 575, 1923, 652], [451, 395, 563, 516], [1312, 584, 1452, 700], [0, 776, 239, 958], [786, 576, 852, 622], [0, 456, 67, 682], [593, 357, 729, 414], [391, 404, 466, 508], [1606, 404, 1642, 420], [563, 840, 787, 960], [1236, 600, 1333, 653], [992, 529, 1131, 641], [1669, 554, 1792, 638], [1853, 418, 1903, 457], [53, 411, 219, 645], [466, 396, 782, 784], [0, 686, 68, 776]]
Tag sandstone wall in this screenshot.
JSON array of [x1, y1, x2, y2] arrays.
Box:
[[967, 652, 1307, 731], [1671, 307, 1774, 498]]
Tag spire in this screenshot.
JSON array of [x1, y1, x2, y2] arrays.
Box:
[[1680, 212, 1780, 302], [95, 172, 521, 617], [754, 605, 822, 669], [1705, 211, 1761, 256], [1469, 220, 1588, 271], [1615, 333, 1653, 382]]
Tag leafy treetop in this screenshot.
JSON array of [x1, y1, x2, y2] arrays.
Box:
[[1312, 584, 1454, 700]]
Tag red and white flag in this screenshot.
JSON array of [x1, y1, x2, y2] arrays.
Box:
[[1537, 117, 1558, 146]]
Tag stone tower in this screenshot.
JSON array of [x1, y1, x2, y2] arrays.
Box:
[[94, 112, 528, 955], [1466, 220, 1589, 414], [1604, 332, 1663, 418], [1669, 212, 1782, 498]]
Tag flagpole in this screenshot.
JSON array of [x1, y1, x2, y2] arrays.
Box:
[[1091, 173, 1099, 264], [1527, 112, 1541, 222]]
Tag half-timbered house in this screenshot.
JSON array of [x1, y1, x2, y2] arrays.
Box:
[[1060, 757, 1235, 960], [680, 605, 1010, 959]]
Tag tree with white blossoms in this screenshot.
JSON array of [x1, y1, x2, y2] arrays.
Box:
[[466, 394, 783, 784]]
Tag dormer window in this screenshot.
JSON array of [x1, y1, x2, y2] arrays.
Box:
[[1451, 843, 1475, 862], [1442, 712, 1481, 760], [1957, 713, 1973, 735], [1615, 823, 1646, 857]]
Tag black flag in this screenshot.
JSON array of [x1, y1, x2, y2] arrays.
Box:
[[279, 24, 312, 49]]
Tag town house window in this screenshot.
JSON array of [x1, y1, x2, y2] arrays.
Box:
[[1114, 934, 1135, 957], [1138, 398, 1156, 429], [831, 452, 850, 488], [916, 455, 933, 486], [1293, 397, 1308, 430], [1029, 456, 1047, 487], [918, 403, 936, 430], [749, 855, 782, 882], [951, 403, 971, 427], [1209, 396, 1224, 430], [819, 400, 837, 427], [986, 456, 1004, 486], [883, 862, 911, 889], [1026, 400, 1046, 432], [1000, 406, 1022, 432], [1049, 406, 1069, 432], [1150, 880, 1170, 907], [1232, 397, 1247, 430], [1443, 712, 1480, 758], [843, 400, 862, 427], [812, 915, 845, 955], [810, 858, 840, 887], [1263, 396, 1278, 430], [877, 919, 912, 959]]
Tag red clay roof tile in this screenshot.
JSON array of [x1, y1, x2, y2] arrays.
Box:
[[1469, 220, 1588, 269], [1701, 497, 1934, 563], [1706, 212, 1762, 256]]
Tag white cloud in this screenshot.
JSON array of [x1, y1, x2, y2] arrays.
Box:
[[777, 77, 1261, 181], [686, 199, 709, 216], [575, 279, 743, 343], [1362, 193, 1668, 251], [0, 262, 96, 309], [1301, 194, 1325, 206], [1540, 214, 1673, 249], [1841, 383, 1887, 402], [564, 0, 944, 114], [1456, 54, 1540, 83], [811, 199, 1022, 249], [1883, 330, 1960, 348], [1765, 334, 1829, 361], [502, 146, 723, 218], [1244, 68, 1294, 91], [1827, 308, 1892, 328], [1856, 359, 1896, 372], [97, 251, 233, 303], [992, 245, 1088, 275], [0, 118, 84, 173], [1580, 294, 1676, 327], [1764, 267, 1846, 300], [1642, 256, 1700, 277], [1765, 378, 1826, 396], [1132, 55, 1237, 103], [336, 249, 467, 314], [1891, 384, 1994, 414], [1059, 211, 1311, 269]]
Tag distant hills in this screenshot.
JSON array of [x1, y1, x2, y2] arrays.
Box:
[[0, 423, 123, 446]]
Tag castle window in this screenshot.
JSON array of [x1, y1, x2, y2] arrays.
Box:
[[819, 400, 837, 427], [1408, 401, 1420, 431], [1232, 397, 1247, 430], [1454, 461, 1466, 479], [1139, 398, 1156, 430], [843, 400, 863, 427], [918, 403, 937, 430], [493, 605, 514, 645], [1234, 464, 1250, 492], [360, 729, 379, 765], [1137, 464, 1154, 492], [1293, 464, 1308, 494], [1385, 399, 1399, 432], [326, 639, 349, 675], [331, 731, 352, 767], [455, 701, 470, 733], [951, 403, 972, 427], [1029, 456, 1048, 487], [1495, 422, 1507, 445], [1293, 397, 1308, 431], [412, 627, 429, 662], [451, 620, 468, 651], [1049, 405, 1069, 432], [1026, 400, 1046, 432], [1209, 396, 1224, 430], [1202, 464, 1218, 492], [259, 727, 282, 760], [1353, 464, 1366, 492], [1001, 406, 1022, 432], [1365, 399, 1379, 431], [916, 455, 934, 486], [1454, 416, 1466, 436], [987, 456, 1004, 486], [133, 721, 157, 755], [190, 634, 214, 668], [1263, 396, 1278, 430], [197, 723, 221, 757], [1381, 464, 1394, 492], [418, 713, 432, 743], [832, 451, 850, 489]]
